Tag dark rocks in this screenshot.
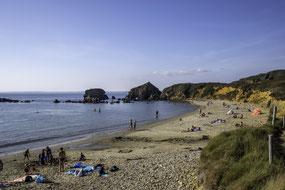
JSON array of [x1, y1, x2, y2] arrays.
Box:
[[0, 98, 19, 103], [110, 100, 120, 104], [84, 88, 109, 103], [125, 82, 161, 101], [65, 100, 84, 103], [53, 99, 60, 103], [0, 98, 32, 103], [112, 96, 116, 99]]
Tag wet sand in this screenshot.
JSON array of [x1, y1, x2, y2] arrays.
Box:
[[0, 100, 269, 190]]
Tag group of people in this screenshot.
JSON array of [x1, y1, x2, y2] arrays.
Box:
[[38, 146, 53, 165], [94, 108, 101, 113], [23, 147, 67, 172], [129, 119, 137, 130], [185, 126, 201, 132]]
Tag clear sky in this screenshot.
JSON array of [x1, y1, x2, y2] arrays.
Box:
[[0, 0, 284, 91]]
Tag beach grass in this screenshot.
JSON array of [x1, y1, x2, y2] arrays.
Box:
[[200, 120, 285, 190]]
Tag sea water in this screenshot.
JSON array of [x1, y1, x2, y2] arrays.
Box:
[[0, 92, 196, 155]]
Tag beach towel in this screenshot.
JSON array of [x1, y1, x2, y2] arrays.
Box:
[[65, 170, 76, 175], [226, 109, 233, 115], [74, 168, 85, 177], [83, 166, 94, 173], [35, 175, 44, 183], [71, 162, 82, 168], [65, 166, 98, 176]]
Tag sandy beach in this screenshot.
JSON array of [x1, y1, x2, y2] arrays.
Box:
[[0, 100, 269, 190]]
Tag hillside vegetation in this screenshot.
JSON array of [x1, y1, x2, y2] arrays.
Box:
[[199, 120, 285, 190], [161, 70, 285, 117]]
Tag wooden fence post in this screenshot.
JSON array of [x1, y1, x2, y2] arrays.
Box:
[[269, 134, 273, 164], [272, 106, 277, 126]]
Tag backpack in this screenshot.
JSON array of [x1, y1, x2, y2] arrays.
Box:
[[110, 165, 119, 172]]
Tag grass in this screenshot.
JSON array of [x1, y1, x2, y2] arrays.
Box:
[[199, 121, 285, 190]]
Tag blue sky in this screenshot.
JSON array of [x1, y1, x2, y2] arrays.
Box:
[[0, 0, 284, 91]]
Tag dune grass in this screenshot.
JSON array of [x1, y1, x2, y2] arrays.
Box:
[[200, 121, 285, 190]]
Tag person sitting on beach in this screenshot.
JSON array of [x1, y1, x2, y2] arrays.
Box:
[[191, 126, 201, 132], [233, 114, 237, 118], [39, 149, 46, 165], [99, 166, 106, 176], [24, 149, 30, 161], [199, 113, 206, 117], [24, 164, 30, 175], [79, 152, 86, 161], [235, 121, 244, 127], [59, 147, 66, 172], [0, 159, 3, 171]]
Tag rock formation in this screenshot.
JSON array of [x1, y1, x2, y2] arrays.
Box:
[[53, 99, 60, 103], [83, 88, 109, 103], [126, 82, 161, 101], [0, 98, 19, 103]]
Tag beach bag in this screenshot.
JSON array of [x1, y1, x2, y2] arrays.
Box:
[[25, 176, 33, 182], [35, 175, 44, 183], [110, 165, 119, 172]]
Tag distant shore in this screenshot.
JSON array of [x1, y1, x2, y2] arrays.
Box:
[[0, 99, 269, 189]]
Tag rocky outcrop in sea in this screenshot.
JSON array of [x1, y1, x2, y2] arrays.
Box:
[[83, 88, 109, 103], [125, 82, 161, 101], [0, 98, 31, 103]]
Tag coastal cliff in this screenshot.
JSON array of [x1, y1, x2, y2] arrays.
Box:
[[126, 82, 161, 101], [161, 70, 285, 117]]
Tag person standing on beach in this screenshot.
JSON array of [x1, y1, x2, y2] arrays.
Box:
[[59, 147, 66, 172], [130, 119, 133, 130], [156, 110, 159, 118], [99, 108, 101, 113], [39, 149, 46, 165], [24, 149, 30, 161], [0, 159, 3, 171], [46, 146, 52, 164], [133, 120, 136, 130]]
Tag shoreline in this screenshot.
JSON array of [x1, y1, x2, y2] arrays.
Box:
[[0, 99, 269, 190], [0, 102, 198, 158]]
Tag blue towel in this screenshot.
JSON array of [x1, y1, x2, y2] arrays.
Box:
[[83, 166, 94, 172], [71, 162, 82, 168], [65, 170, 76, 175]]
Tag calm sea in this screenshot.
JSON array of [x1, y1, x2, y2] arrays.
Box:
[[0, 92, 196, 156]]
